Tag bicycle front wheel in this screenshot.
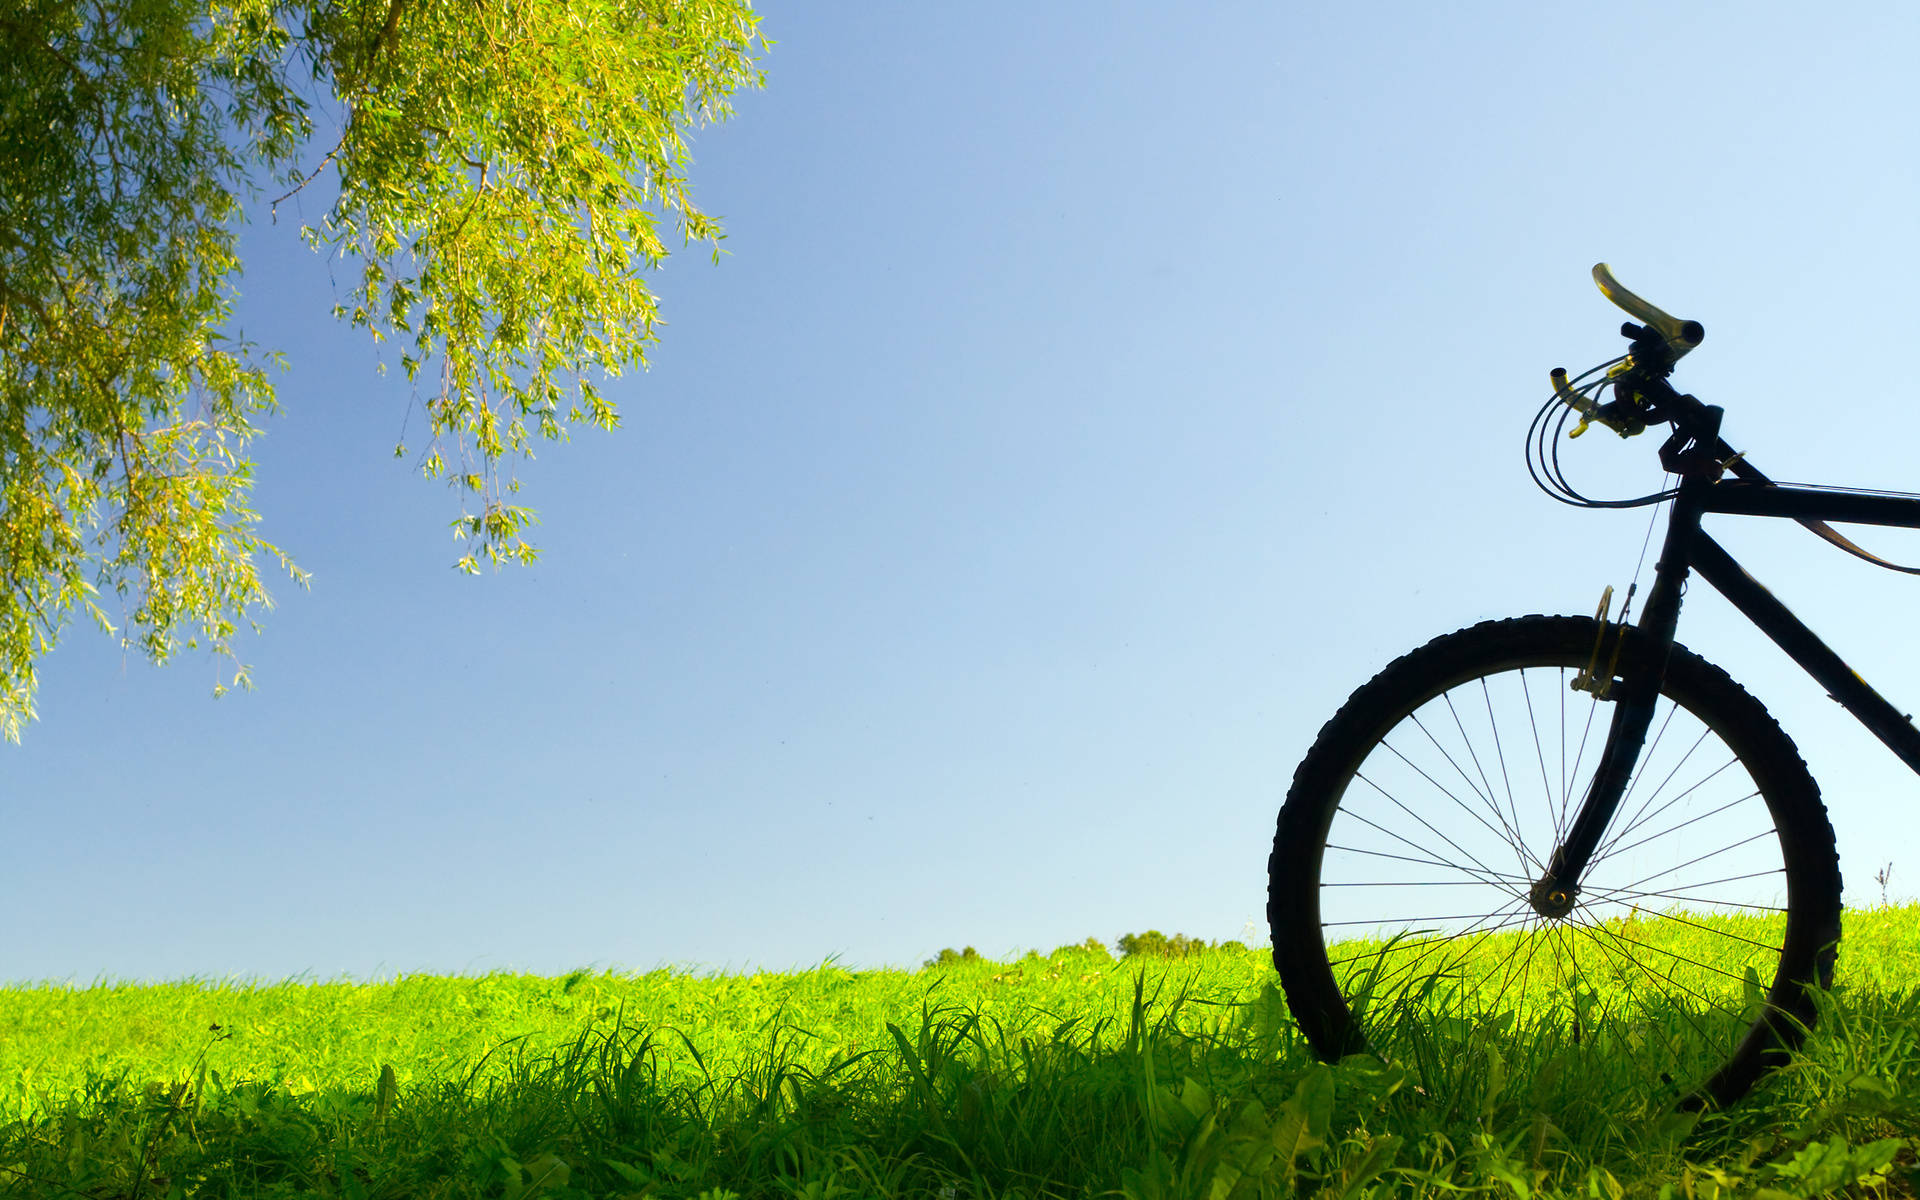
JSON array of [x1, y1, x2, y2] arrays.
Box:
[[1268, 615, 1841, 1110]]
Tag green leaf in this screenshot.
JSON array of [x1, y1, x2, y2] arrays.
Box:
[[1272, 1064, 1333, 1189], [373, 1063, 397, 1122], [1328, 1135, 1400, 1200]]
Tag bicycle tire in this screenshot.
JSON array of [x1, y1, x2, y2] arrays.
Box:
[[1268, 615, 1841, 1110]]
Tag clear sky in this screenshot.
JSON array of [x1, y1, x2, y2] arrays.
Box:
[[6, 3, 1919, 987]]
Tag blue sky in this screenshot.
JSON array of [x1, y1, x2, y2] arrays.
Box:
[[6, 3, 1919, 987]]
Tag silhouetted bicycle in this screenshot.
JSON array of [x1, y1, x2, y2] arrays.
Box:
[[1267, 265, 1920, 1108]]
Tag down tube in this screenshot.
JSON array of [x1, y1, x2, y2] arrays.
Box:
[[1689, 532, 1920, 775]]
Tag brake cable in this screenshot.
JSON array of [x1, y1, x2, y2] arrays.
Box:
[[1531, 365, 1920, 574]]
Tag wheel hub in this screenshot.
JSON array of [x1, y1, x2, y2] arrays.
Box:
[[1528, 878, 1578, 919]]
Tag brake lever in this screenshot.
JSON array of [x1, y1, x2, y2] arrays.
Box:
[[1551, 367, 1648, 438]]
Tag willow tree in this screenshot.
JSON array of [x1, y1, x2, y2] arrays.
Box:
[[0, 0, 766, 740]]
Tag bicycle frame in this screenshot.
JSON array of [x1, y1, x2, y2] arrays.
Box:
[[1694, 483, 1920, 772], [1538, 468, 1920, 906]]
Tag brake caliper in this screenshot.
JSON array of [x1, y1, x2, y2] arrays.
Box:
[[1572, 585, 1628, 699]]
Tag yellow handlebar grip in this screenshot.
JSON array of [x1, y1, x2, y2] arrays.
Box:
[[1592, 263, 1705, 351]]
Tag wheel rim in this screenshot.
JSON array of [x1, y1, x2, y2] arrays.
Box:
[[1310, 656, 1799, 1101]]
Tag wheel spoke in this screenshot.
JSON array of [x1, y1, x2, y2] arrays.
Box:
[[1436, 693, 1539, 875], [1324, 903, 1534, 971], [1583, 901, 1783, 956], [1561, 908, 1731, 1074], [1577, 699, 1688, 871], [1552, 917, 1670, 1083], [1479, 675, 1527, 865], [1567, 909, 1773, 989], [1560, 684, 1603, 846], [1273, 617, 1836, 1111], [1330, 811, 1532, 891], [1590, 784, 1758, 868], [1367, 746, 1528, 884], [1335, 908, 1538, 1010], [1521, 670, 1557, 857], [1610, 828, 1778, 898], [1589, 712, 1709, 861], [1321, 879, 1521, 887], [1576, 869, 1786, 911]]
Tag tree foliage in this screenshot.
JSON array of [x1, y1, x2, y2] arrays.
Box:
[[0, 0, 766, 740], [1116, 931, 1224, 960]]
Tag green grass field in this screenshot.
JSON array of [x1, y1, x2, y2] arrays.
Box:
[[3, 906, 1917, 1198]]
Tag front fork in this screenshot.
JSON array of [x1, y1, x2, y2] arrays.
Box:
[[1530, 475, 1711, 919]]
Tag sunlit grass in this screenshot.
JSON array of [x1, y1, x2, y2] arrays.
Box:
[[1, 907, 1915, 1198]]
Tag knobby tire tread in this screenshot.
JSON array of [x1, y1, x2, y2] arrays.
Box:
[[1267, 614, 1842, 1109]]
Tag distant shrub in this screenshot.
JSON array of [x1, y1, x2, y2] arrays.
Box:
[[1115, 931, 1216, 959], [923, 933, 1243, 968], [1051, 937, 1112, 959], [923, 946, 982, 968]]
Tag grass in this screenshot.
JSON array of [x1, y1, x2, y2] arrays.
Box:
[[1, 907, 1917, 1198]]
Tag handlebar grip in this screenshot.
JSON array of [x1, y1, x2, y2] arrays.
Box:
[[1591, 263, 1705, 352]]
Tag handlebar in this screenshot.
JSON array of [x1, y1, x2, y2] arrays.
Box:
[[1591, 263, 1705, 357], [1551, 265, 1709, 440], [1542, 269, 1916, 572]]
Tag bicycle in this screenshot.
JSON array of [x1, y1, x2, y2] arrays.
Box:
[[1265, 265, 1920, 1109]]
